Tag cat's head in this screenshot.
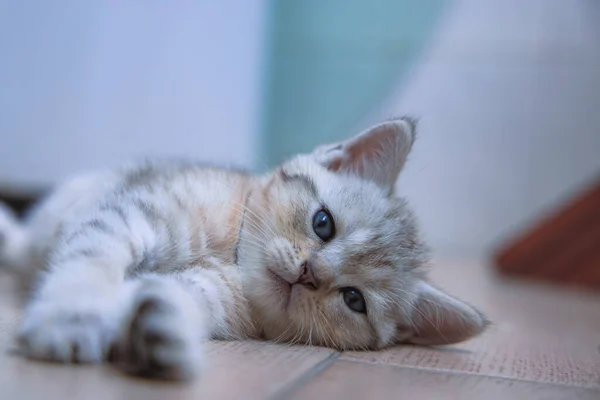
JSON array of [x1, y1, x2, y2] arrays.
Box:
[[238, 118, 488, 350]]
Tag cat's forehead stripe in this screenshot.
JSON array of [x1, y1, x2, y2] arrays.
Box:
[[343, 245, 395, 273], [279, 169, 318, 198]]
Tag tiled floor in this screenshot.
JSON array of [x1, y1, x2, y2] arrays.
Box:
[[1, 261, 599, 400]]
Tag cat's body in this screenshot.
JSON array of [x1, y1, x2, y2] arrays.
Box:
[[0, 118, 487, 380]]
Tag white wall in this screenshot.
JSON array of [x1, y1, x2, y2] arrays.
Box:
[[3, 0, 599, 261], [364, 0, 600, 258], [0, 1, 267, 189]]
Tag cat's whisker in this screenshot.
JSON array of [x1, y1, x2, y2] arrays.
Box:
[[304, 313, 312, 348], [230, 201, 278, 240], [312, 314, 321, 347], [230, 207, 271, 239], [289, 324, 303, 347], [312, 311, 328, 348], [245, 206, 278, 239], [224, 219, 267, 243], [228, 204, 274, 241], [298, 312, 309, 348], [318, 309, 336, 348], [227, 234, 265, 251], [309, 311, 319, 347], [237, 237, 265, 250], [231, 211, 276, 246], [294, 319, 304, 347], [315, 309, 327, 346], [224, 224, 266, 248], [226, 228, 265, 247], [279, 327, 294, 344], [224, 208, 268, 236], [241, 220, 271, 243], [271, 323, 294, 344], [284, 324, 298, 346]]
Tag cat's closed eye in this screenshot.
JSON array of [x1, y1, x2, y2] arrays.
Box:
[[312, 208, 335, 242], [341, 287, 366, 314]]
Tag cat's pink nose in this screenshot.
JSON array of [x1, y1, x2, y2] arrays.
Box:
[[297, 262, 318, 290]]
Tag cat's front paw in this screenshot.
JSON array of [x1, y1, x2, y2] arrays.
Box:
[[17, 303, 112, 364], [109, 279, 205, 381]]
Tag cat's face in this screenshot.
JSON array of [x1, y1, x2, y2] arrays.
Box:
[[238, 118, 487, 350]]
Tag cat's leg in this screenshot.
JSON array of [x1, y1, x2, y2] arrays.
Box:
[[16, 204, 156, 364], [110, 261, 252, 381], [108, 274, 206, 380]]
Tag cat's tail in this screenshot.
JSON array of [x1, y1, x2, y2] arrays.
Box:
[[0, 201, 29, 271]]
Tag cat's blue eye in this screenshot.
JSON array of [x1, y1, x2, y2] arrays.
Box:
[[312, 209, 335, 242], [341, 287, 366, 314]]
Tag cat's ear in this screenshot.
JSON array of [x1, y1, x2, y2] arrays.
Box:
[[404, 281, 489, 345], [312, 117, 417, 193]]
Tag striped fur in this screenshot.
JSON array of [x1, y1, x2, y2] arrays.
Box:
[[0, 118, 487, 381]]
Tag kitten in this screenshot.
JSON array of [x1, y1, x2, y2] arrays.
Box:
[[0, 118, 488, 380]]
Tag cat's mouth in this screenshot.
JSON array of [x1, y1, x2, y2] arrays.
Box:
[[268, 269, 292, 289]]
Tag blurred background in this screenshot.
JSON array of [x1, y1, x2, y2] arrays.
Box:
[[1, 0, 599, 264]]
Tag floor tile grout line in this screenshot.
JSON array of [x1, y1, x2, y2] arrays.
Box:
[[339, 358, 600, 391], [269, 351, 341, 400]]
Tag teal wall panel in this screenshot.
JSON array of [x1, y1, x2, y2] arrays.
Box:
[[260, 0, 449, 167]]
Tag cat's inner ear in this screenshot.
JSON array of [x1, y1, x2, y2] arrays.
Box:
[[403, 281, 489, 346], [312, 117, 416, 193]]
